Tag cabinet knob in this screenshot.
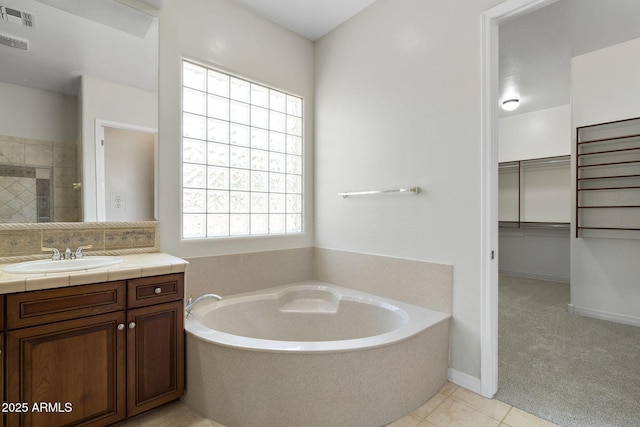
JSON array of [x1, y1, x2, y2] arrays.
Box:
[[154, 287, 162, 294], [129, 322, 136, 329], [117, 323, 125, 330]]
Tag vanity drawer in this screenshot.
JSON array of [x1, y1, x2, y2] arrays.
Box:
[[6, 281, 126, 330], [127, 273, 184, 308]]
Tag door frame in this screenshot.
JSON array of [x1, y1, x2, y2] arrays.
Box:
[[479, 0, 560, 398], [95, 119, 159, 222]]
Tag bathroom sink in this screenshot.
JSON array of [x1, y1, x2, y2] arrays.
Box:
[[3, 256, 123, 274]]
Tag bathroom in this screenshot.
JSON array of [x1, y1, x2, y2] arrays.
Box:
[[1, 0, 640, 426]]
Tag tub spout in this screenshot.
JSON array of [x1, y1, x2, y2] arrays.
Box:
[[185, 293, 222, 317]]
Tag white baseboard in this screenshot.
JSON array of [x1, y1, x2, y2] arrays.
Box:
[[499, 269, 569, 283], [568, 304, 640, 327], [447, 368, 482, 395]]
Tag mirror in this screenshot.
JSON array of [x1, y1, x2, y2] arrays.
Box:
[[0, 0, 158, 223]]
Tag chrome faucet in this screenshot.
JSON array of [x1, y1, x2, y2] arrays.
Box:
[[42, 247, 61, 260], [42, 245, 94, 260], [185, 294, 222, 317], [74, 245, 93, 259]]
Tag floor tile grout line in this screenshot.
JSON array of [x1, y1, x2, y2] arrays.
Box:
[[446, 391, 514, 424], [404, 385, 460, 426], [409, 390, 450, 423], [501, 406, 515, 424]]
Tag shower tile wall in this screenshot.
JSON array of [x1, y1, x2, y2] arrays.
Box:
[[0, 164, 50, 222], [0, 135, 79, 222]]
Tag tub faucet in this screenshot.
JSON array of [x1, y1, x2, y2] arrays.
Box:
[[185, 294, 222, 318]]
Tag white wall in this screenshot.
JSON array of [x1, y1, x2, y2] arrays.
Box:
[[499, 104, 571, 162], [157, 0, 314, 257], [570, 37, 640, 325], [499, 229, 570, 282], [314, 0, 503, 380], [79, 75, 158, 221], [0, 81, 77, 144], [104, 127, 156, 221], [572, 38, 640, 127]]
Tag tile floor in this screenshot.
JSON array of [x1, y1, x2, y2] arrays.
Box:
[[112, 401, 223, 427], [114, 382, 559, 427], [387, 382, 559, 427]]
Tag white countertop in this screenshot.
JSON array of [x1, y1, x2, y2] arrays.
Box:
[[0, 252, 188, 294]]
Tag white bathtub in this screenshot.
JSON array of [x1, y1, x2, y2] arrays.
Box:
[[184, 281, 451, 427]]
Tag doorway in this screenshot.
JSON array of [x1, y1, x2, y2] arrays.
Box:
[[483, 1, 640, 426], [95, 120, 158, 221], [480, 0, 561, 399]]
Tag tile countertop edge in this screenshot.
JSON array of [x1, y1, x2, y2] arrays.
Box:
[[0, 252, 189, 294]]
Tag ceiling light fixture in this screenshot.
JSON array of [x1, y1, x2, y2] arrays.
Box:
[[501, 98, 520, 111]]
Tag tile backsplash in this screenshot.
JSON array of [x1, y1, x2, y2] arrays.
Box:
[[0, 221, 159, 262], [0, 134, 79, 223]]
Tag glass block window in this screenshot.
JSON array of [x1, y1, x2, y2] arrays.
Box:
[[181, 60, 303, 238]]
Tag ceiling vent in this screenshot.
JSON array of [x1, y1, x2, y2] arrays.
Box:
[[0, 32, 29, 50], [0, 5, 35, 28]]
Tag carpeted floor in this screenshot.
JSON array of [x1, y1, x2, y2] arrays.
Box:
[[495, 274, 640, 427]]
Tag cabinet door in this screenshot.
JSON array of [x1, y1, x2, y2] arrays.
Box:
[[1, 332, 4, 427], [127, 301, 184, 416], [1, 294, 5, 328], [6, 312, 126, 427]]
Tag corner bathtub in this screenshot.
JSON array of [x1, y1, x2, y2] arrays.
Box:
[[184, 281, 450, 427]]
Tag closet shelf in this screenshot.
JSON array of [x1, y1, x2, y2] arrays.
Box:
[[578, 174, 640, 180], [499, 155, 571, 230], [577, 186, 640, 191], [578, 146, 640, 156], [576, 116, 640, 237], [499, 221, 569, 229], [578, 159, 640, 168], [578, 205, 640, 209], [577, 132, 640, 145], [578, 226, 640, 231]]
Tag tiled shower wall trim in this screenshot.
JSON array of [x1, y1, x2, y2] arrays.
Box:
[[0, 221, 159, 262]]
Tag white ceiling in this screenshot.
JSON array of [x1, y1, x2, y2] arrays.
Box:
[[499, 0, 640, 117], [230, 0, 378, 41], [3, 0, 640, 112], [0, 0, 373, 97], [231, 0, 640, 117], [0, 0, 157, 95]]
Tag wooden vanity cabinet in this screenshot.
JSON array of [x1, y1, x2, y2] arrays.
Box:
[[4, 282, 127, 427], [0, 296, 3, 427], [0, 310, 3, 427], [126, 274, 184, 416], [2, 273, 184, 427], [5, 312, 127, 427]]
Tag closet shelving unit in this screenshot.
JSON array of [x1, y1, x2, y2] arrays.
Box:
[[576, 116, 640, 237], [499, 155, 571, 229]]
